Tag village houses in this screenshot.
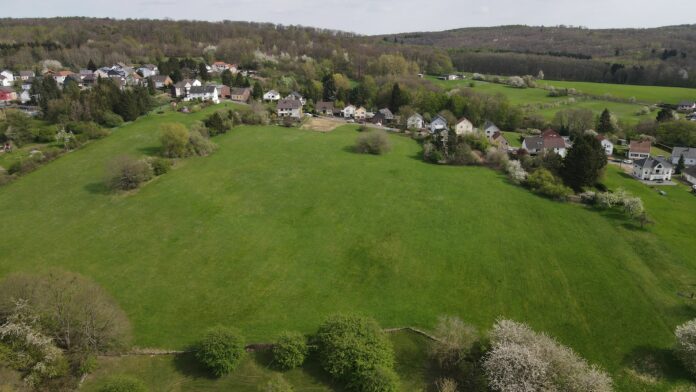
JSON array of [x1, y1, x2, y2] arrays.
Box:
[[628, 140, 651, 160]]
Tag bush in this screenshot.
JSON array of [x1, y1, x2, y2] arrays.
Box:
[[348, 366, 399, 392], [160, 123, 190, 158], [423, 142, 444, 163], [508, 76, 526, 88], [188, 131, 217, 157], [435, 378, 459, 392], [676, 319, 696, 377], [315, 314, 394, 382], [505, 160, 527, 184], [263, 374, 294, 392], [526, 168, 573, 201], [100, 111, 124, 128], [149, 157, 172, 176], [450, 143, 480, 165], [429, 316, 479, 370], [483, 320, 612, 392], [97, 375, 148, 392], [272, 332, 308, 370], [195, 326, 245, 377], [105, 156, 153, 191], [486, 147, 509, 169], [355, 130, 391, 155]]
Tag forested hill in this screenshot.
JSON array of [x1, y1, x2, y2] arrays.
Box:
[[2, 18, 696, 87], [377, 25, 696, 87]]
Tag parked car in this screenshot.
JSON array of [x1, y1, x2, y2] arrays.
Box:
[[622, 159, 633, 164]]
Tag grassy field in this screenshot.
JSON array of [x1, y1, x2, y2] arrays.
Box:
[[537, 79, 696, 104], [428, 76, 665, 126], [1, 107, 696, 389]]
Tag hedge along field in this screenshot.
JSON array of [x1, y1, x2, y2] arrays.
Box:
[[537, 79, 696, 104], [1, 109, 696, 389]]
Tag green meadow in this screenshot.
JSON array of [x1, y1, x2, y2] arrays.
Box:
[[1, 107, 696, 390]]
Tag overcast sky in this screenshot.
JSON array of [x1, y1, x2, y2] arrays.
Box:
[[2, 0, 696, 35]]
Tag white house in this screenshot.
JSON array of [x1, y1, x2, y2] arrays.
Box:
[[628, 140, 651, 160], [597, 135, 614, 156], [522, 130, 568, 157], [342, 105, 356, 118], [454, 117, 474, 136], [211, 62, 237, 73], [482, 121, 500, 139], [0, 70, 13, 87], [19, 90, 31, 104], [285, 91, 306, 106], [263, 90, 281, 102], [671, 147, 696, 167], [19, 71, 35, 81], [354, 106, 367, 121], [137, 64, 159, 78], [677, 101, 696, 112], [684, 166, 696, 186], [277, 99, 303, 119], [632, 157, 673, 181], [429, 115, 448, 134], [185, 85, 219, 104], [407, 114, 424, 130]]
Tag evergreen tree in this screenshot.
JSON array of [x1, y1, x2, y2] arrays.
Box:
[[252, 81, 263, 100], [676, 154, 686, 174], [147, 78, 156, 95], [389, 83, 408, 112], [87, 59, 98, 71], [560, 134, 608, 191], [656, 107, 675, 122], [322, 73, 336, 101], [198, 63, 209, 81], [242, 77, 251, 88], [170, 69, 182, 83], [221, 70, 233, 87], [233, 73, 245, 87], [597, 108, 614, 133]]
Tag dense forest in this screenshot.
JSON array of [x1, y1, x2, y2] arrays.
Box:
[[380, 24, 696, 87], [2, 18, 696, 87]]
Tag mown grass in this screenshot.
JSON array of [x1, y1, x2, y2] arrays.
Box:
[[1, 108, 696, 390], [537, 79, 696, 104]]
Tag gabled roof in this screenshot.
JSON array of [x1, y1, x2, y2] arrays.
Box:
[[189, 85, 217, 94], [684, 166, 696, 178], [671, 147, 696, 160], [265, 90, 279, 95], [456, 117, 472, 125], [432, 114, 448, 124], [286, 91, 303, 99], [316, 101, 334, 110], [19, 70, 35, 77], [629, 140, 652, 153], [150, 75, 171, 82], [278, 99, 302, 110], [634, 156, 673, 170], [377, 108, 394, 119], [483, 120, 500, 132], [491, 131, 507, 142], [230, 87, 250, 95], [408, 113, 423, 121]]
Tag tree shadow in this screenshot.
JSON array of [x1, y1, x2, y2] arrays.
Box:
[[83, 182, 111, 195], [622, 345, 691, 383], [172, 351, 217, 380], [137, 145, 161, 157]]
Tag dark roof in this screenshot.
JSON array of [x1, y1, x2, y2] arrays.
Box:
[[230, 87, 251, 96], [286, 91, 303, 99], [189, 85, 217, 94], [0, 86, 15, 93], [150, 75, 170, 82], [316, 101, 334, 110], [483, 120, 500, 132], [19, 71, 35, 77], [684, 166, 696, 178], [630, 140, 652, 153], [678, 100, 695, 106], [671, 147, 696, 160], [377, 108, 394, 119], [277, 99, 302, 110], [634, 156, 672, 170]]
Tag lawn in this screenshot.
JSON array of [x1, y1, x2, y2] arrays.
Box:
[[1, 107, 696, 390], [537, 79, 696, 105]]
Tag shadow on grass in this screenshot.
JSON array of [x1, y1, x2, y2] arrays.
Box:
[[250, 349, 345, 391], [622, 345, 691, 383], [84, 182, 111, 195], [138, 145, 161, 157], [172, 352, 218, 380]]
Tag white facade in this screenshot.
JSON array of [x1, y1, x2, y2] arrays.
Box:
[[454, 118, 474, 136], [342, 105, 356, 118], [0, 70, 14, 86], [600, 139, 614, 156], [407, 114, 424, 130], [185, 86, 219, 104], [633, 158, 673, 181], [671, 148, 696, 167], [430, 116, 448, 133], [263, 90, 280, 101]]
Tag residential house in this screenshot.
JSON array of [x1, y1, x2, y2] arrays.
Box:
[[342, 105, 356, 118], [372, 108, 394, 125], [53, 70, 73, 86], [65, 74, 84, 88], [522, 130, 568, 157], [82, 74, 97, 87], [277, 99, 303, 118], [671, 147, 696, 167], [230, 87, 251, 103], [597, 135, 614, 156], [216, 85, 231, 99], [454, 117, 474, 136], [628, 140, 651, 160], [285, 91, 306, 106], [354, 106, 367, 121], [79, 69, 94, 77], [263, 90, 281, 102], [677, 101, 696, 112], [430, 115, 448, 134], [684, 166, 696, 186], [490, 131, 510, 151], [315, 101, 334, 116], [0, 70, 13, 86], [171, 79, 201, 98], [0, 87, 17, 103], [93, 69, 110, 79], [137, 64, 159, 78], [150, 75, 173, 89], [109, 76, 126, 91], [19, 90, 31, 104], [18, 71, 35, 81], [632, 157, 673, 181], [407, 113, 424, 130], [185, 85, 220, 104], [482, 121, 501, 139], [211, 62, 237, 73]]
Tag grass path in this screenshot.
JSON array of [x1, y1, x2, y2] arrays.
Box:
[[1, 108, 696, 389]]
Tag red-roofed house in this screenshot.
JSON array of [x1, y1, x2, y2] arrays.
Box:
[[628, 140, 651, 160]]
